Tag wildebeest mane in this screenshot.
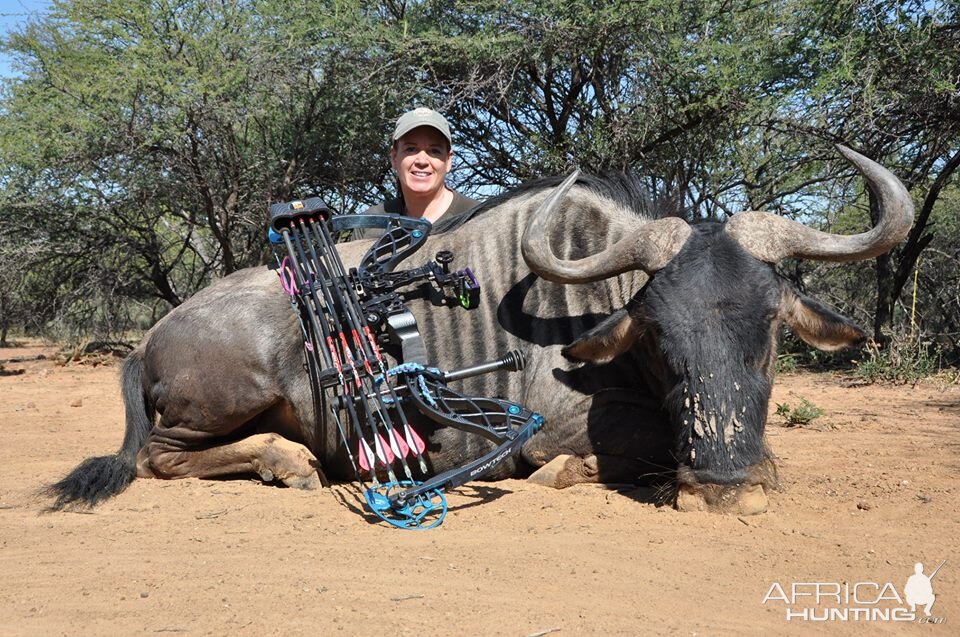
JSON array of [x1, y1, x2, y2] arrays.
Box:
[[434, 172, 685, 234]]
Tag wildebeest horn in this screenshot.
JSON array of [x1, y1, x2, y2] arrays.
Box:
[[521, 170, 692, 283], [725, 146, 914, 263]]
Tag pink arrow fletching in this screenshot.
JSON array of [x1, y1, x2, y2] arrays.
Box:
[[358, 439, 374, 472], [405, 424, 426, 454], [388, 428, 410, 458], [375, 434, 395, 465]]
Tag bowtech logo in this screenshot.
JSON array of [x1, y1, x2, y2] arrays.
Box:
[[762, 560, 947, 623]]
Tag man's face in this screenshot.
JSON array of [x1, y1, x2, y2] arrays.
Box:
[[390, 127, 453, 198]]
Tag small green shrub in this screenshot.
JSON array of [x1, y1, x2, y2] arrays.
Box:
[[775, 399, 825, 426], [855, 337, 942, 385]]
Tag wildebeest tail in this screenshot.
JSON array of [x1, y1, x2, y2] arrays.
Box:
[[45, 350, 154, 510]]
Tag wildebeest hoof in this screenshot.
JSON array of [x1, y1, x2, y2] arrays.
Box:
[[527, 454, 574, 489], [582, 454, 599, 475], [528, 454, 600, 489], [257, 435, 323, 490], [675, 482, 768, 515], [282, 472, 321, 490]]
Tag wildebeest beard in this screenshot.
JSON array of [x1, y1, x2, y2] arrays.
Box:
[[639, 223, 780, 486]]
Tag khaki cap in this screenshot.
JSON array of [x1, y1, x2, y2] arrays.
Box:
[[392, 107, 452, 145]]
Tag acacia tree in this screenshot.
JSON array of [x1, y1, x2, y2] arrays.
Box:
[[363, 0, 822, 219], [0, 0, 411, 323], [2, 0, 957, 355], [780, 0, 960, 343]]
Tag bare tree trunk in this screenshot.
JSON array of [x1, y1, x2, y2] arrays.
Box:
[[873, 250, 895, 345], [0, 306, 8, 346], [0, 295, 8, 346], [872, 148, 959, 344]]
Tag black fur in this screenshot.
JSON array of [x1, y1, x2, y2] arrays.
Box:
[[45, 352, 154, 509]]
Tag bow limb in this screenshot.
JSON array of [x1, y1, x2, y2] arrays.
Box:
[[383, 375, 545, 506], [389, 412, 544, 506]]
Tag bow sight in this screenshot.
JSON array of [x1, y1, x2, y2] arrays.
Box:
[[268, 198, 544, 529]]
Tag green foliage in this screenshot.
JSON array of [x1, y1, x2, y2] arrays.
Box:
[[0, 0, 957, 352], [0, 0, 417, 334], [784, 0, 960, 346], [775, 353, 799, 375], [855, 337, 944, 386], [775, 399, 825, 427], [424, 0, 810, 202]]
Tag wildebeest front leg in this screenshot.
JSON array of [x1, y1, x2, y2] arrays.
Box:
[[522, 386, 673, 489], [136, 433, 324, 489], [528, 453, 642, 488]]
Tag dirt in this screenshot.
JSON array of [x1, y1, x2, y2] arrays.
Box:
[[1, 342, 958, 636]]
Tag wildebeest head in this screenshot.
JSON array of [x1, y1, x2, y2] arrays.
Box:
[[521, 147, 913, 513]]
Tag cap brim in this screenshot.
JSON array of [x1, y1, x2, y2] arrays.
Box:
[[393, 122, 452, 145]]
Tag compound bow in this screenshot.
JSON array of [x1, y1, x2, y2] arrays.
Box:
[[267, 198, 543, 529]]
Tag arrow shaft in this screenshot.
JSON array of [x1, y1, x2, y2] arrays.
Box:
[[299, 218, 415, 481]]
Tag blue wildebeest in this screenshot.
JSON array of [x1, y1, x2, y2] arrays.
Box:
[[48, 147, 912, 514]]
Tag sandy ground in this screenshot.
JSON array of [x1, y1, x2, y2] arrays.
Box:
[[1, 343, 958, 636]]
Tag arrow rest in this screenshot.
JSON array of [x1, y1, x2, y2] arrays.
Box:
[[268, 199, 543, 529]]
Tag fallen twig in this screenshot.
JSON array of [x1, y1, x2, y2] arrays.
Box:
[[195, 509, 228, 519], [525, 629, 561, 637]]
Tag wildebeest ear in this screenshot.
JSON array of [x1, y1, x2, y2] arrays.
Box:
[[779, 284, 867, 351], [562, 307, 646, 364]]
